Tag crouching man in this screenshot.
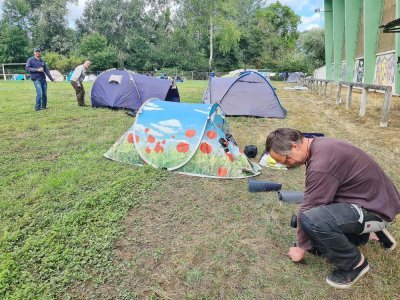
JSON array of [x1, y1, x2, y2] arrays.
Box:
[[266, 128, 400, 288]]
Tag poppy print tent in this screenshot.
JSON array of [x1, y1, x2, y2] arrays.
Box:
[[104, 98, 261, 178], [202, 71, 286, 118], [91, 69, 180, 110]]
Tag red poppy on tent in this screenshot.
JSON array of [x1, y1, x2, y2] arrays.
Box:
[[176, 142, 190, 153], [127, 133, 134, 143], [217, 167, 228, 177], [199, 142, 212, 154], [185, 129, 196, 138], [145, 128, 150, 133], [135, 135, 140, 143], [226, 153, 235, 162], [145, 146, 151, 154], [206, 130, 217, 139], [147, 135, 155, 143], [162, 139, 166, 144], [154, 142, 164, 153]]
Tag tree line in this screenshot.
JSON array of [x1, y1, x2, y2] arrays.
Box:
[[0, 0, 325, 75]]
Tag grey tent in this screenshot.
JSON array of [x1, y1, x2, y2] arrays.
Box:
[[202, 71, 286, 118], [287, 72, 305, 83]]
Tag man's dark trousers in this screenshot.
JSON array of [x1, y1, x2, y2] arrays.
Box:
[[71, 81, 85, 106], [300, 203, 371, 271]]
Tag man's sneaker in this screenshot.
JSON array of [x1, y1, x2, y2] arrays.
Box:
[[376, 228, 397, 251], [326, 259, 369, 289]]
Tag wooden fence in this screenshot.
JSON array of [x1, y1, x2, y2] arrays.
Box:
[[300, 77, 394, 127], [337, 81, 392, 128], [300, 77, 334, 97]]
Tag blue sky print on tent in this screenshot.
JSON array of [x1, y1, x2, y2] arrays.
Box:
[[134, 100, 212, 169]]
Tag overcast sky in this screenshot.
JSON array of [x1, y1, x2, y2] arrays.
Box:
[[1, 0, 324, 31]]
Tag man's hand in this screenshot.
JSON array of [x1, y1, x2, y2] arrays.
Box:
[[37, 67, 44, 72], [288, 246, 306, 262]]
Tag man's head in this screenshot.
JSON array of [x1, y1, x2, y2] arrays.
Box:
[[33, 47, 42, 59], [83, 60, 92, 69], [266, 128, 307, 167]]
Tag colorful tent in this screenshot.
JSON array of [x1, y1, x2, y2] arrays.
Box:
[[91, 69, 180, 110], [104, 98, 261, 178], [202, 71, 286, 118]]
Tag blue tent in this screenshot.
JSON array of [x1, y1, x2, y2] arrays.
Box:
[[66, 70, 74, 82], [91, 69, 180, 110], [11, 74, 25, 80], [287, 72, 305, 83], [202, 71, 286, 118]]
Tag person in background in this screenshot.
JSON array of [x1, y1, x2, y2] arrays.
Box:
[[25, 47, 54, 111], [70, 60, 92, 107], [265, 128, 400, 289]]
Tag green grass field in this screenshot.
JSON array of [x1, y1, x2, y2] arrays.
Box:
[[1, 80, 399, 299]]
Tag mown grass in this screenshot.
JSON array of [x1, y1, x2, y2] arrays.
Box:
[[1, 79, 400, 299], [0, 80, 169, 299]]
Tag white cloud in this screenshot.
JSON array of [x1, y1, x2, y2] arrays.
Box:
[[269, 0, 325, 31], [298, 23, 321, 32], [134, 124, 163, 137], [150, 123, 178, 135], [270, 0, 313, 12], [298, 12, 322, 31], [142, 106, 164, 111], [194, 109, 210, 115], [135, 124, 146, 131], [159, 119, 182, 128], [301, 13, 321, 25], [147, 128, 164, 137]]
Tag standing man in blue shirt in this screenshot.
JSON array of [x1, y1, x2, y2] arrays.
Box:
[[25, 47, 54, 111]]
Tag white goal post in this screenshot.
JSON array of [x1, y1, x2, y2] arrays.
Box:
[[2, 63, 27, 80]]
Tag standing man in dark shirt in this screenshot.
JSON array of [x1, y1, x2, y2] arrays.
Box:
[[25, 47, 54, 111], [266, 128, 400, 289]]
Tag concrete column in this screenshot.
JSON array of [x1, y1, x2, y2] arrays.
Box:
[[364, 0, 384, 84], [345, 0, 363, 82], [324, 0, 333, 80], [333, 0, 345, 82]]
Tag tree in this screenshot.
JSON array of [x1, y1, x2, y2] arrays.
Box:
[[0, 24, 30, 62], [77, 32, 117, 71], [177, 0, 244, 70], [298, 28, 325, 72], [2, 0, 31, 29]]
